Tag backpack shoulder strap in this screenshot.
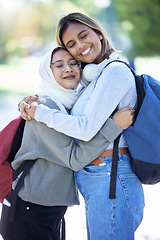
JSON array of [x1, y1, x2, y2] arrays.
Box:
[[105, 59, 136, 76], [109, 134, 121, 199], [105, 60, 145, 117], [10, 159, 37, 222], [105, 60, 145, 199], [7, 118, 26, 164]]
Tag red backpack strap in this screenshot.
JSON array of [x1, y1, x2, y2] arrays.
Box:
[[0, 116, 25, 202], [0, 116, 23, 164]]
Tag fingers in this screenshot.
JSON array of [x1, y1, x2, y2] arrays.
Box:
[[20, 100, 31, 110], [23, 95, 40, 102], [18, 95, 40, 120], [118, 106, 135, 120], [18, 101, 32, 121], [113, 106, 135, 130], [119, 106, 132, 112], [19, 108, 32, 121]]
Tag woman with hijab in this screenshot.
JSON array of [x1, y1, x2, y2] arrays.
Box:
[[11, 46, 132, 240]]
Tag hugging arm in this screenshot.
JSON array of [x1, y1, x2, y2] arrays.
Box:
[[34, 117, 122, 171], [35, 98, 128, 170], [33, 64, 135, 141], [18, 64, 134, 141], [18, 98, 122, 171]]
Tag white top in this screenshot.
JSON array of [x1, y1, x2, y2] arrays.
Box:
[[35, 61, 137, 149]]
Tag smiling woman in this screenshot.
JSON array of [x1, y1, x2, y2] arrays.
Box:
[[35, 46, 80, 113], [16, 12, 141, 240], [28, 12, 144, 240], [62, 23, 103, 64], [3, 44, 131, 240], [50, 49, 81, 89]]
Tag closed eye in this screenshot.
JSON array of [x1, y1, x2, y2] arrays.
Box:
[[70, 60, 78, 66], [56, 64, 64, 68], [68, 42, 75, 48], [80, 33, 87, 39]]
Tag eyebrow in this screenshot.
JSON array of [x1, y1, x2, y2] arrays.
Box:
[[51, 60, 62, 64], [66, 30, 88, 47], [52, 57, 75, 64]]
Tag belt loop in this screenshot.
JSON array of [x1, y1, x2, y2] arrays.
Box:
[[118, 150, 122, 161]]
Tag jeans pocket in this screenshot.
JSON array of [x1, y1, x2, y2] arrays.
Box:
[[119, 174, 145, 211], [82, 164, 110, 175]]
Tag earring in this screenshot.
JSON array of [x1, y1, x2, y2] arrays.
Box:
[[99, 35, 103, 40]]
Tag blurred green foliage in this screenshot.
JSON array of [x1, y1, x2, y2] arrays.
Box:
[[0, 0, 159, 62], [113, 0, 160, 58], [0, 0, 101, 62]]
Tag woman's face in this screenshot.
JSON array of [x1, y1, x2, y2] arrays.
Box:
[[62, 22, 104, 64], [50, 49, 81, 89]]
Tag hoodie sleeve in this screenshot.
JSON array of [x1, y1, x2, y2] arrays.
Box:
[[34, 63, 135, 141]]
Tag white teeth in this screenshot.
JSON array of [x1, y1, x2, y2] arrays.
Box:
[[82, 47, 91, 55]]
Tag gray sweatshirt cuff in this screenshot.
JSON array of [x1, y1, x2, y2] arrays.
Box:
[[100, 118, 122, 142]]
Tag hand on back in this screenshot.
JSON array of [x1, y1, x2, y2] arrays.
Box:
[[112, 106, 134, 130]]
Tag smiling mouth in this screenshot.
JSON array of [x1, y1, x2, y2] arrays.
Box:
[[63, 75, 75, 80], [81, 47, 91, 56]]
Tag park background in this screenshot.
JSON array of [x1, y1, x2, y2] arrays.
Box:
[[0, 0, 160, 239]]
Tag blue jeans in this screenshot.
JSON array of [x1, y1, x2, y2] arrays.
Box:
[[74, 152, 145, 240]]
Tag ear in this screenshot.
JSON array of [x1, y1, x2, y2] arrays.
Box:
[[96, 32, 103, 40]]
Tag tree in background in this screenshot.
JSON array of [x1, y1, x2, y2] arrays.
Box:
[[2, 0, 159, 63], [113, 0, 160, 60], [0, 0, 101, 62]]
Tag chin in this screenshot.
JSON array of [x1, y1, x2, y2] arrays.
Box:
[[84, 55, 97, 64]]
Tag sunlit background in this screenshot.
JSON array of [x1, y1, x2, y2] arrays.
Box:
[[0, 0, 160, 239]]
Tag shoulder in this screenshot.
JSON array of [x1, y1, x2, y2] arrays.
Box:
[[40, 96, 60, 110], [102, 61, 135, 82], [105, 61, 133, 74]]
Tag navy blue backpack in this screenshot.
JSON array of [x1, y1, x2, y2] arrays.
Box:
[[107, 60, 160, 199]]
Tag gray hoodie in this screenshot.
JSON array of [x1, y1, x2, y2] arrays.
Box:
[[12, 98, 122, 206]]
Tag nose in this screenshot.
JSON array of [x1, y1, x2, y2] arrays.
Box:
[[64, 63, 72, 72], [77, 40, 85, 50]]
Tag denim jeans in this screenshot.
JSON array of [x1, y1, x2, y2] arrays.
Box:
[[74, 152, 145, 240]]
